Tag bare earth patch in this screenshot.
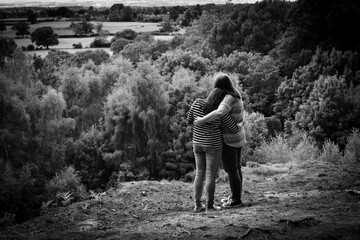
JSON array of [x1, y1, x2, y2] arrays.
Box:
[[1, 161, 360, 240]]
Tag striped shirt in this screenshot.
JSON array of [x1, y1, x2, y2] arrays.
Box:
[[187, 99, 238, 149], [220, 94, 246, 147]]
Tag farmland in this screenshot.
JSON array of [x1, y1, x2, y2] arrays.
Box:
[[0, 19, 170, 57]]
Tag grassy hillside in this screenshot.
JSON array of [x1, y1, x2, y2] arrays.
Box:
[[1, 160, 359, 240]]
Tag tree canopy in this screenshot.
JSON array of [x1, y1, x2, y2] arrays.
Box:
[[30, 26, 59, 49]]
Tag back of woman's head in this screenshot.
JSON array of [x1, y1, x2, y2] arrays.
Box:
[[203, 88, 227, 114], [213, 73, 240, 99]]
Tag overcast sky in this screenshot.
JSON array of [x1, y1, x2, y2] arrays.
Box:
[[1, 0, 272, 7]]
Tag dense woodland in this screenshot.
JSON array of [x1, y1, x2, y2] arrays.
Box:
[[1, 0, 360, 225]]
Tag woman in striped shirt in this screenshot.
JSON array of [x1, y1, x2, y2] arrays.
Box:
[[194, 73, 246, 208], [187, 88, 240, 212]]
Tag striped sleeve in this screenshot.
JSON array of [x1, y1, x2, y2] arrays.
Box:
[[186, 101, 195, 125], [221, 113, 238, 133]]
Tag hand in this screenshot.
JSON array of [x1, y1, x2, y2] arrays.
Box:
[[194, 117, 204, 125], [237, 121, 244, 128]]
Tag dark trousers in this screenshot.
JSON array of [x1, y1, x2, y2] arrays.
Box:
[[221, 143, 243, 202]]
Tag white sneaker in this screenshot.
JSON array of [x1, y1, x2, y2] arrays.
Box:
[[194, 204, 206, 212]]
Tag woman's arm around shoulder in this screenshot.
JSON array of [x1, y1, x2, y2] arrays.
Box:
[[221, 113, 239, 133], [194, 95, 235, 125]]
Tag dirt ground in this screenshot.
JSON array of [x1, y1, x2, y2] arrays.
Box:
[[1, 160, 360, 240]]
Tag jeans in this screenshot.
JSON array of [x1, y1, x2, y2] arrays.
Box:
[[193, 144, 222, 207], [222, 143, 243, 202]]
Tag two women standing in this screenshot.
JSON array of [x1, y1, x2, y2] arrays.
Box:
[[187, 73, 246, 212]]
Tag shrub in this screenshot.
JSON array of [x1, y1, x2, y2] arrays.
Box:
[[342, 129, 360, 164], [72, 42, 82, 49], [318, 140, 342, 164], [0, 163, 43, 223], [27, 44, 35, 51], [252, 134, 292, 164], [90, 37, 111, 48], [46, 165, 87, 205], [292, 134, 319, 162]]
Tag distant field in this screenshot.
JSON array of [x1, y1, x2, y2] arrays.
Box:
[[14, 36, 111, 49], [27, 48, 113, 59], [0, 20, 161, 38], [0, 19, 178, 57]]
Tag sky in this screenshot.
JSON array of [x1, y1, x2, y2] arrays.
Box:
[[0, 0, 268, 8]]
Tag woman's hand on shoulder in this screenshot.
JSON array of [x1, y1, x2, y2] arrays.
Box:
[[237, 121, 244, 128], [194, 117, 204, 125]]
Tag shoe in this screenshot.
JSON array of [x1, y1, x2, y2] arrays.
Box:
[[222, 200, 243, 208], [194, 204, 206, 212], [206, 204, 221, 212], [221, 196, 231, 203]]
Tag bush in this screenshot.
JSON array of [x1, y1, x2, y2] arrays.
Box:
[[72, 42, 82, 49], [27, 44, 35, 51], [252, 134, 292, 164], [318, 140, 342, 164], [342, 129, 360, 164], [46, 165, 87, 205], [291, 133, 319, 162], [0, 163, 43, 224], [90, 37, 111, 48]]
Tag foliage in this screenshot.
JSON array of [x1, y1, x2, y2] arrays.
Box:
[[30, 26, 59, 50], [160, 20, 172, 32], [73, 124, 111, 190], [0, 163, 43, 223], [342, 129, 360, 164], [215, 51, 282, 116], [70, 21, 94, 36], [27, 44, 35, 51], [108, 5, 134, 22], [72, 42, 82, 49], [120, 41, 152, 63], [112, 29, 138, 42], [209, 1, 289, 56], [252, 131, 319, 164], [318, 140, 342, 164], [11, 21, 30, 38], [0, 36, 17, 68], [110, 38, 133, 55], [104, 61, 170, 178], [27, 12, 37, 24], [155, 49, 211, 77], [252, 134, 292, 164], [90, 37, 111, 48], [46, 165, 87, 204], [0, 20, 6, 33], [294, 75, 360, 146], [71, 49, 110, 66]]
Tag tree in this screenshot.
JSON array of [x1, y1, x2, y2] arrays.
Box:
[[0, 36, 17, 68], [70, 21, 93, 36], [95, 22, 103, 35], [120, 41, 152, 63], [56, 6, 73, 18], [30, 26, 59, 50], [104, 61, 170, 178], [0, 20, 6, 33], [160, 20, 172, 32], [294, 75, 360, 147], [11, 21, 30, 38], [110, 38, 132, 54], [111, 29, 138, 42], [28, 12, 38, 24], [108, 5, 134, 22]]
